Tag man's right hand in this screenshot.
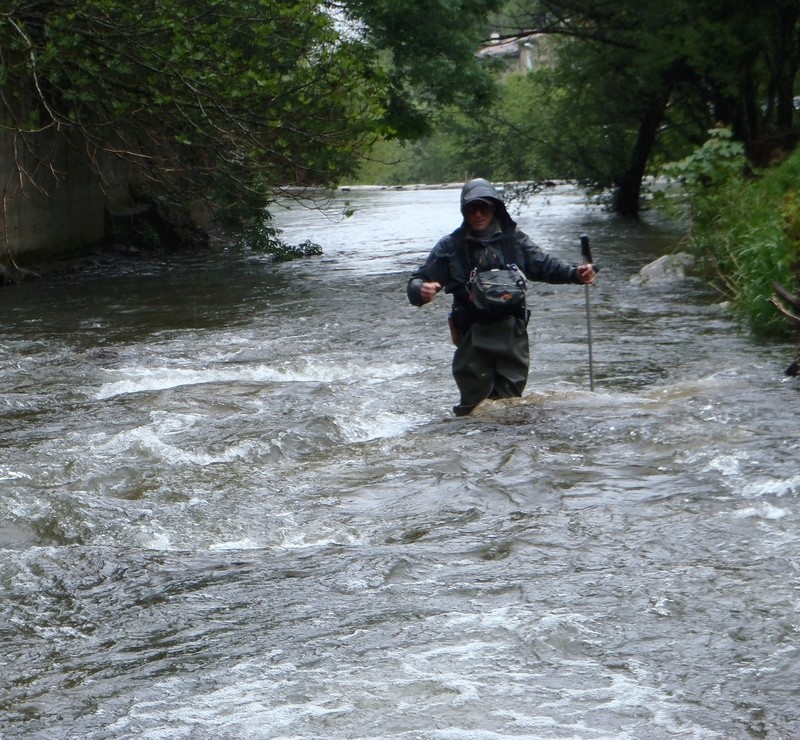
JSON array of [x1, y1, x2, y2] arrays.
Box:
[[420, 281, 442, 303]]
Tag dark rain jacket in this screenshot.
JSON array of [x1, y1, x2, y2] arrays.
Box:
[[407, 179, 580, 321]]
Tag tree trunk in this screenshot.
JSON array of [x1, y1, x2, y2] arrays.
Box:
[[773, 4, 800, 129], [612, 90, 671, 219]]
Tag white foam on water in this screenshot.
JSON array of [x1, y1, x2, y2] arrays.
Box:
[[137, 526, 174, 551], [0, 467, 32, 482], [530, 662, 713, 736], [109, 683, 355, 738], [707, 453, 743, 476], [741, 474, 800, 499], [89, 419, 261, 467], [103, 650, 363, 739], [94, 599, 723, 740], [207, 538, 262, 551], [480, 388, 651, 412], [644, 370, 744, 403], [94, 359, 423, 399], [276, 523, 366, 550], [135, 526, 268, 553], [429, 727, 564, 739], [732, 501, 790, 520], [334, 409, 428, 443]]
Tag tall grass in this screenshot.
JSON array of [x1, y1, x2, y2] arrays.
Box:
[[664, 129, 800, 337]]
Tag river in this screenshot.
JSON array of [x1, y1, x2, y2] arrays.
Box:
[[1, 185, 799, 738]]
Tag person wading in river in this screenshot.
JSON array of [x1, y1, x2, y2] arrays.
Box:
[[407, 178, 596, 416]]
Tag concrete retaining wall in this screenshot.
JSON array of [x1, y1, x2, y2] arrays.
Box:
[[0, 126, 128, 265]]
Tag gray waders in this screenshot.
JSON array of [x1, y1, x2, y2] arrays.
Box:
[[451, 316, 529, 416]]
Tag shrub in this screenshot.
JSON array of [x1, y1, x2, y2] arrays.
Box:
[[662, 128, 800, 336], [237, 215, 323, 262]]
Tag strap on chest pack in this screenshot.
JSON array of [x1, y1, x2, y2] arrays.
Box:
[[450, 225, 518, 309]]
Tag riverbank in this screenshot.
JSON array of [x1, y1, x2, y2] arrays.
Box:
[[0, 243, 144, 286], [1, 196, 214, 287], [662, 135, 800, 337]]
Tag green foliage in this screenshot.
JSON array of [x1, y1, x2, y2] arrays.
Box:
[[350, 138, 411, 185], [782, 191, 800, 247], [350, 112, 492, 186], [0, 0, 501, 226], [352, 56, 650, 188], [491, 57, 644, 189], [661, 128, 747, 190], [342, 0, 501, 136], [1, 0, 388, 213], [270, 239, 324, 263], [661, 131, 800, 336], [467, 0, 800, 215], [237, 214, 323, 262]]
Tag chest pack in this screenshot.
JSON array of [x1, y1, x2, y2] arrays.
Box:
[[451, 226, 527, 318], [466, 263, 527, 317]]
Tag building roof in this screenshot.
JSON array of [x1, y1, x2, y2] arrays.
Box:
[[477, 33, 540, 59]]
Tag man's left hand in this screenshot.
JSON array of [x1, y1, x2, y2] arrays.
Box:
[[576, 264, 596, 284]]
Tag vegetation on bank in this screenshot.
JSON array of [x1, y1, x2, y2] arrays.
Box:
[[659, 129, 800, 337], [0, 0, 499, 246]]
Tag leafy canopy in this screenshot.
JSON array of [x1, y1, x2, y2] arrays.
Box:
[[0, 0, 497, 215], [388, 0, 799, 217]]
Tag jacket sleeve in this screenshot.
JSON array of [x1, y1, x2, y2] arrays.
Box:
[[406, 235, 454, 306], [515, 229, 579, 284]]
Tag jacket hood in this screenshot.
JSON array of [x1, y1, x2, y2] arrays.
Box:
[[460, 178, 515, 229]]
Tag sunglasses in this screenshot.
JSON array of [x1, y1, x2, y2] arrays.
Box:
[[466, 202, 493, 215]]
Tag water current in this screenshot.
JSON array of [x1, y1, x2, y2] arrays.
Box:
[[1, 185, 799, 738]]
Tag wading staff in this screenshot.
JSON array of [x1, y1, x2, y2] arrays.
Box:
[[580, 234, 595, 391]]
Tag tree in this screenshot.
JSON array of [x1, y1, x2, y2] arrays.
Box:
[[485, 0, 800, 217], [336, 0, 502, 138], [0, 0, 389, 216], [0, 0, 499, 230]]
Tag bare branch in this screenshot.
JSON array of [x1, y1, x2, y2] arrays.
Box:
[[773, 281, 800, 310], [770, 295, 800, 326]]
